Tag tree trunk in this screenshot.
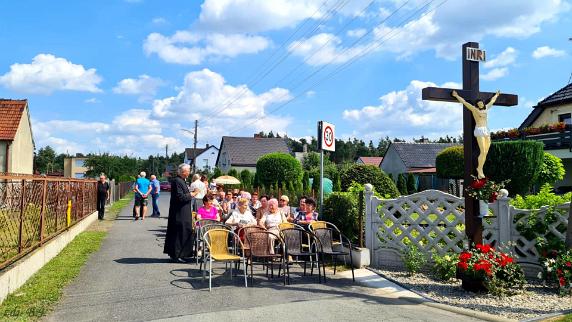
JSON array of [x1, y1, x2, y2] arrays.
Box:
[[566, 194, 572, 249]]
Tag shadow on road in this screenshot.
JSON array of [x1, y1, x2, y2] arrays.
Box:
[[114, 257, 173, 264]]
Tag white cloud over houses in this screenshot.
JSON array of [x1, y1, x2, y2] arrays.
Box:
[[113, 74, 164, 99], [480, 47, 518, 81], [143, 31, 270, 65], [0, 54, 102, 94], [289, 0, 568, 65], [532, 46, 566, 59], [342, 80, 463, 139]]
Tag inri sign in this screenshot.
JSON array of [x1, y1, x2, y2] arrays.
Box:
[[466, 47, 486, 62]]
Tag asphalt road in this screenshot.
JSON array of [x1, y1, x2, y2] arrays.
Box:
[[46, 192, 482, 322]]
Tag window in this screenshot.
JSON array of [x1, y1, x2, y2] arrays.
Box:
[[559, 113, 571, 125], [75, 159, 85, 167]]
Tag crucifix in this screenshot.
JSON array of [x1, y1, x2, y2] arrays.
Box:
[[421, 42, 518, 246]]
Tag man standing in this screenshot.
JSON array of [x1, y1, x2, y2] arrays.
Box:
[[190, 174, 206, 212], [96, 174, 110, 220], [135, 171, 152, 221], [164, 164, 194, 262], [150, 174, 161, 217]]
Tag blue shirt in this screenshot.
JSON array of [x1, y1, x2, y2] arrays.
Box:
[[151, 179, 160, 194], [136, 177, 151, 196]]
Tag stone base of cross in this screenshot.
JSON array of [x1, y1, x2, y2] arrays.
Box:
[[422, 42, 518, 246]]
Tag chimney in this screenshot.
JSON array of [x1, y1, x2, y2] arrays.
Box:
[[205, 144, 210, 148]]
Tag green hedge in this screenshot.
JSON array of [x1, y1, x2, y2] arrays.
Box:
[[436, 146, 464, 179], [535, 152, 565, 187], [484, 141, 544, 196], [322, 192, 359, 243], [397, 173, 407, 195], [340, 164, 399, 198], [256, 152, 303, 188]]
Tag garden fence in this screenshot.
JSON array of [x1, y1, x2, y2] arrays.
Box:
[[0, 175, 99, 270], [365, 185, 569, 277]]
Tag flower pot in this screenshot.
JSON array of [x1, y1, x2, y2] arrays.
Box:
[[478, 200, 489, 218], [457, 269, 488, 293]]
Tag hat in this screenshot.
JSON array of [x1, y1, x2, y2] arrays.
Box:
[[280, 195, 289, 202]]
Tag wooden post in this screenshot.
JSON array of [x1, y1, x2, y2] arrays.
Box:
[[18, 179, 26, 253], [39, 179, 48, 245]]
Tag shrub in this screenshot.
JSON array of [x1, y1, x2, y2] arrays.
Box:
[[256, 152, 303, 188], [322, 192, 359, 243], [397, 173, 407, 195], [542, 249, 572, 295], [484, 141, 544, 196], [535, 152, 565, 187], [406, 173, 417, 194], [436, 146, 464, 179], [340, 164, 399, 198], [402, 244, 427, 275], [240, 170, 253, 190], [212, 167, 222, 179], [431, 251, 458, 281], [117, 175, 135, 183], [227, 168, 238, 178], [302, 171, 310, 193]]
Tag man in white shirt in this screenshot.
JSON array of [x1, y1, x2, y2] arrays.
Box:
[[190, 174, 206, 211]]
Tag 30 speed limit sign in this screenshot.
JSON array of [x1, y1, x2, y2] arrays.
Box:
[[318, 121, 335, 152]]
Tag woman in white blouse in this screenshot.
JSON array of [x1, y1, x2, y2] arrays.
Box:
[[259, 198, 287, 236]]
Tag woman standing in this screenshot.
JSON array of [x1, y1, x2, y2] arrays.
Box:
[[164, 164, 194, 263]]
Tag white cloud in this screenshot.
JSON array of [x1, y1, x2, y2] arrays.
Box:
[[151, 68, 292, 142], [113, 74, 164, 99], [288, 33, 369, 66], [483, 47, 518, 69], [342, 80, 463, 139], [480, 67, 509, 81], [306, 90, 316, 97], [532, 46, 566, 59], [84, 98, 100, 104], [347, 28, 367, 38], [152, 17, 167, 25], [0, 54, 102, 94], [144, 31, 270, 65]]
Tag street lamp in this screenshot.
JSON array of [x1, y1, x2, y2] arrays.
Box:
[[181, 127, 197, 174]]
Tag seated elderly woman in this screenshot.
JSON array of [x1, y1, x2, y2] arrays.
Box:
[[225, 197, 256, 230], [292, 197, 319, 225], [259, 198, 287, 236], [197, 194, 220, 221]]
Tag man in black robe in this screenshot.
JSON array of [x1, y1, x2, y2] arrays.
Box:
[[163, 164, 194, 262]]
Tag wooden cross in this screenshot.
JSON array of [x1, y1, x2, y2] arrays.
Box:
[[421, 42, 518, 246]]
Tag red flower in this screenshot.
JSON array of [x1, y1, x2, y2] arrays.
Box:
[[459, 252, 471, 262], [566, 261, 572, 268], [470, 178, 487, 189], [560, 277, 567, 287], [476, 244, 492, 253], [557, 269, 563, 276], [489, 192, 498, 203], [457, 262, 468, 270]]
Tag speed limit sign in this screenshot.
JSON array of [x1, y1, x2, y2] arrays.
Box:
[[318, 121, 335, 152]]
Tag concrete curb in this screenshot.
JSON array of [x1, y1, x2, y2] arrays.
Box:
[[0, 211, 98, 304], [521, 309, 572, 322], [362, 268, 517, 322]]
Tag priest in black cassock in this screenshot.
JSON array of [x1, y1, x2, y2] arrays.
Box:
[[164, 163, 194, 262]]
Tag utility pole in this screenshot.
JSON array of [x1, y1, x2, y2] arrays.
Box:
[[192, 120, 198, 174]]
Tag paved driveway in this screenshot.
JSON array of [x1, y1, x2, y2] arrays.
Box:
[[46, 192, 482, 322]]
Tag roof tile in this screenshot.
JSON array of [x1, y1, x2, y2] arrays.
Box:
[[221, 136, 290, 166], [392, 142, 459, 169], [0, 99, 27, 141]]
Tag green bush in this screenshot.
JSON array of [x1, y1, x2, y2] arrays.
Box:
[[402, 244, 427, 275], [256, 153, 303, 188], [484, 141, 544, 196], [397, 173, 407, 195], [340, 164, 399, 198], [117, 175, 135, 183], [436, 146, 464, 179], [535, 152, 565, 187], [240, 169, 253, 190], [322, 192, 359, 243], [212, 167, 222, 178], [227, 168, 239, 178], [431, 251, 458, 281], [407, 173, 417, 194], [302, 171, 310, 193]]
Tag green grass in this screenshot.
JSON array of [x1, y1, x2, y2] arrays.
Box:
[[555, 314, 572, 322], [0, 193, 133, 321], [0, 231, 106, 321]]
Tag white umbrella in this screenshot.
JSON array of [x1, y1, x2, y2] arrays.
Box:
[[213, 175, 241, 185]]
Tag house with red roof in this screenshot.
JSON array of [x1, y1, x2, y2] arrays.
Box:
[[0, 99, 34, 174], [356, 156, 383, 167]]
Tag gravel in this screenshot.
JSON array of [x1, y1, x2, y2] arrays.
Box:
[[372, 267, 572, 321]]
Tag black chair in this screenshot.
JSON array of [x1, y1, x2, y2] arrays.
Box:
[[313, 227, 355, 282], [281, 227, 322, 283]]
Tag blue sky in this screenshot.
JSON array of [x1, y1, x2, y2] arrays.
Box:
[[0, 0, 570, 157]]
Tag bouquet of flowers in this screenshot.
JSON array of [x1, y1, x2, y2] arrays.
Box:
[[541, 249, 572, 295], [464, 176, 509, 202], [457, 243, 525, 294]]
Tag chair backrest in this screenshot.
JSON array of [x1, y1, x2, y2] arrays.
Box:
[[280, 228, 306, 253], [196, 219, 218, 229], [200, 223, 231, 239], [309, 221, 327, 231], [204, 229, 244, 257], [313, 228, 334, 253], [246, 231, 282, 257], [238, 226, 266, 248], [278, 222, 294, 230]]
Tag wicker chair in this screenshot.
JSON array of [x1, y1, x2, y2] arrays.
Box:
[[281, 227, 322, 283], [197, 223, 231, 267], [237, 226, 267, 257], [245, 230, 289, 285], [202, 229, 247, 291], [313, 227, 355, 282]]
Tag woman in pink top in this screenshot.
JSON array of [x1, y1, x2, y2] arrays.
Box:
[[197, 194, 220, 221]]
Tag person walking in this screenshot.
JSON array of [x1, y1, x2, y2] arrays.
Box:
[[190, 174, 206, 212], [96, 174, 110, 220], [164, 164, 194, 262], [134, 172, 151, 221], [150, 174, 161, 217]]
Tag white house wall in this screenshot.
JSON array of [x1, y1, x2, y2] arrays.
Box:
[[380, 145, 407, 178], [9, 106, 33, 174], [195, 146, 219, 173]]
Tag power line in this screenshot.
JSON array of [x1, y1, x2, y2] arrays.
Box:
[[226, 0, 447, 136]]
